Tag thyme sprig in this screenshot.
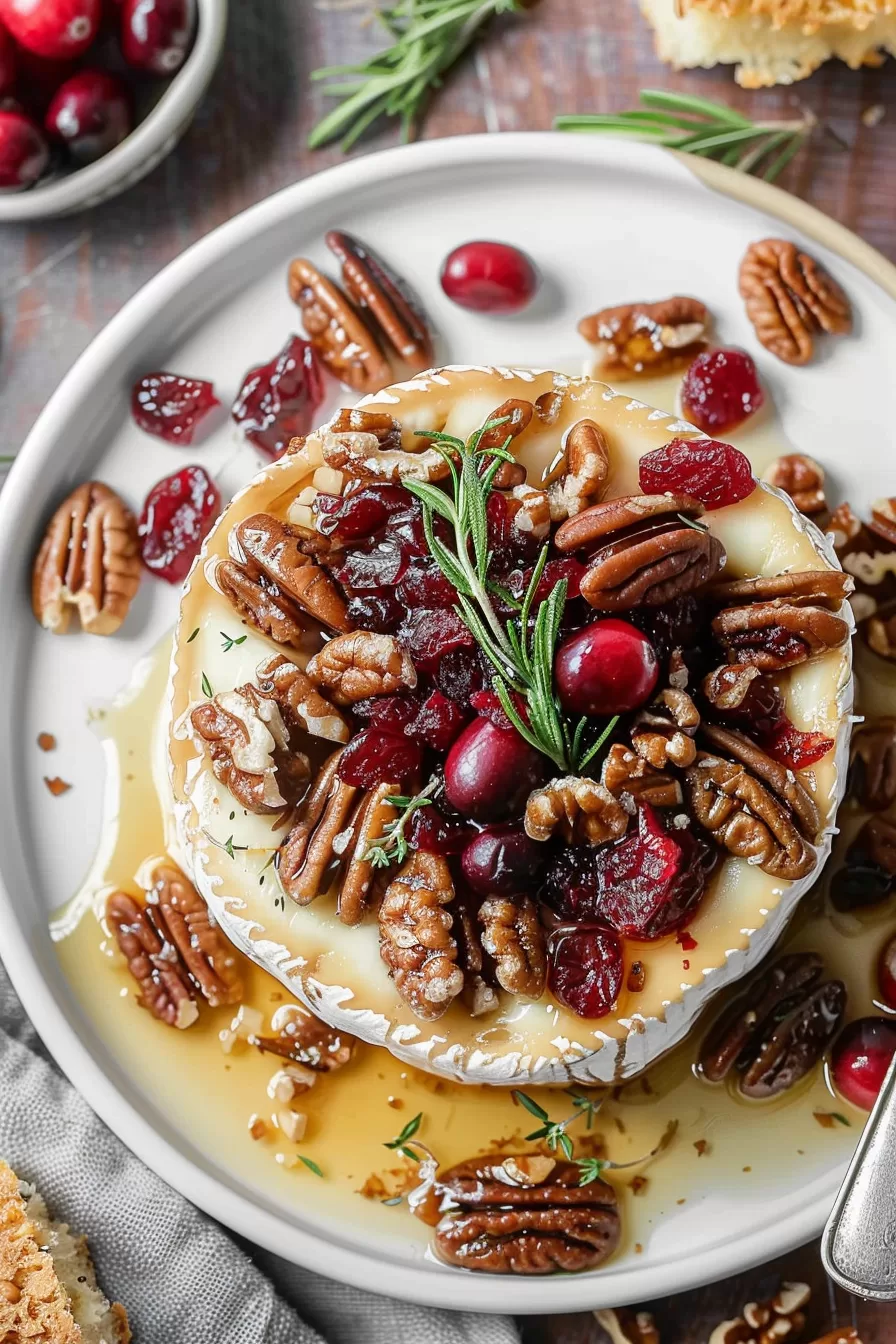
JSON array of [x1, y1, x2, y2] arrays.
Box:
[[384, 1111, 425, 1162], [513, 1089, 606, 1184], [363, 781, 439, 867], [555, 90, 817, 183], [309, 0, 525, 151]]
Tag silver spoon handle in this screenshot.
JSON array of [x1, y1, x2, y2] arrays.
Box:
[[821, 1049, 896, 1300]]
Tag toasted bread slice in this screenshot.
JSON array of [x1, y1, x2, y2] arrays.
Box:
[[641, 0, 896, 85], [0, 1160, 129, 1344]]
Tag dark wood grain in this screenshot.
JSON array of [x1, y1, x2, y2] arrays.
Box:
[[1, 2, 895, 1336]]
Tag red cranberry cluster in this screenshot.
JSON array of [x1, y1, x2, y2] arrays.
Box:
[[0, 0, 194, 189]]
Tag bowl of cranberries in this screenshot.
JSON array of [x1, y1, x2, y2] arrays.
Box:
[[0, 0, 225, 221]]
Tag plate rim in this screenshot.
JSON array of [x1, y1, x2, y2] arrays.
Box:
[[1, 132, 892, 1313]]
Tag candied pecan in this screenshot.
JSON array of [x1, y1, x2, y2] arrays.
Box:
[[554, 492, 704, 553], [480, 398, 533, 450], [866, 607, 896, 661], [509, 484, 551, 541], [850, 718, 896, 811], [306, 631, 417, 706], [702, 663, 761, 712], [32, 482, 141, 636], [432, 1154, 620, 1274], [279, 751, 359, 905], [708, 1282, 813, 1344], [546, 419, 611, 522], [594, 1309, 660, 1344], [325, 229, 434, 372], [709, 569, 852, 611], [700, 952, 824, 1083], [632, 688, 700, 768], [255, 653, 350, 743], [580, 522, 725, 612], [601, 743, 683, 809], [234, 513, 351, 633], [700, 723, 820, 838], [578, 296, 709, 380], [870, 496, 896, 547], [215, 559, 309, 650], [684, 754, 815, 880], [478, 896, 546, 999], [338, 782, 400, 926], [830, 815, 896, 911], [255, 1001, 355, 1071], [828, 501, 896, 624], [740, 980, 846, 1100], [142, 861, 244, 1008], [321, 408, 453, 484], [524, 776, 629, 845], [379, 851, 464, 1020], [712, 601, 850, 670], [739, 239, 851, 366], [764, 452, 826, 515], [107, 891, 199, 1029], [288, 256, 392, 393], [190, 684, 311, 813]]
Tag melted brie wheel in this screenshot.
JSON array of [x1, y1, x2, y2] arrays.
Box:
[[167, 367, 853, 1086]]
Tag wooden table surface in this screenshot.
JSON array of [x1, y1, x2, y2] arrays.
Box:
[[1, 1, 894, 1339]]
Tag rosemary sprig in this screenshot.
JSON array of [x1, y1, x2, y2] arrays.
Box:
[[363, 780, 439, 867], [309, 0, 525, 151], [555, 89, 817, 183]]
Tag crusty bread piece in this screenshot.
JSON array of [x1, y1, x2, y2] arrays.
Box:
[[0, 1160, 129, 1344], [641, 0, 896, 85]]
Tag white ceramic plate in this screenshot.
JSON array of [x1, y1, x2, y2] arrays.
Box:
[[2, 134, 896, 1312]]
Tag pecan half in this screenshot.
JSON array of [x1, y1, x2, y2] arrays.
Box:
[[702, 663, 761, 713], [191, 684, 311, 813], [215, 559, 310, 650], [699, 723, 820, 839], [524, 776, 629, 845], [764, 452, 826, 515], [306, 630, 416, 706], [255, 654, 350, 743], [32, 482, 141, 636], [739, 239, 851, 366], [234, 513, 351, 633], [509, 484, 551, 541], [478, 896, 546, 999], [684, 754, 816, 880], [288, 256, 392, 393], [554, 492, 704, 553], [850, 718, 896, 811], [709, 569, 852, 611], [700, 952, 824, 1083], [546, 419, 611, 522], [255, 1001, 355, 1071], [106, 891, 200, 1029], [632, 688, 700, 768], [142, 861, 244, 1008], [830, 815, 896, 911], [337, 782, 400, 926], [325, 229, 434, 373], [453, 898, 500, 1018], [480, 397, 533, 488], [321, 407, 452, 484], [578, 296, 709, 379], [432, 1154, 620, 1274], [712, 601, 850, 670], [581, 521, 725, 612], [594, 1309, 660, 1344], [279, 751, 359, 904], [601, 743, 684, 809], [379, 851, 464, 1020]]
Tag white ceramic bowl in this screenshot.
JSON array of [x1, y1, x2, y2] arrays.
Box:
[[0, 0, 227, 222]]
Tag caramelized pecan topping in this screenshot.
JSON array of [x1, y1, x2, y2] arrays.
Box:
[[306, 630, 417, 706], [707, 1282, 813, 1344], [524, 776, 629, 845], [709, 569, 852, 611], [578, 296, 709, 379], [325, 229, 434, 372], [190, 683, 311, 813], [684, 753, 815, 880], [107, 891, 199, 1030], [546, 418, 611, 522], [712, 601, 850, 670], [255, 1001, 356, 1072], [739, 239, 851, 365], [479, 397, 533, 489], [870, 496, 896, 547], [255, 654, 350, 742], [509, 484, 551, 541], [379, 851, 464, 1020], [699, 723, 820, 839], [432, 1154, 620, 1274], [554, 492, 704, 553], [321, 408, 452, 484], [338, 782, 400, 926], [478, 896, 547, 999], [215, 559, 311, 650], [701, 663, 761, 712], [32, 482, 141, 636], [233, 513, 352, 633], [850, 718, 896, 811], [601, 743, 684, 809], [866, 608, 896, 661], [764, 452, 826, 515], [288, 256, 392, 394], [632, 688, 700, 768], [454, 899, 500, 1019]]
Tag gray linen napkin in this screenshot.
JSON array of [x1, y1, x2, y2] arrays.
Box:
[[0, 960, 520, 1344]]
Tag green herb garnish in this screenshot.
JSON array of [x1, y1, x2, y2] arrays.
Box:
[[200, 671, 214, 698], [299, 1156, 324, 1177], [220, 631, 248, 652], [575, 1157, 608, 1187], [363, 783, 437, 868], [187, 626, 200, 643], [384, 1111, 424, 1162]]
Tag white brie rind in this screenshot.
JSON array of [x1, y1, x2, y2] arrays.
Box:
[[166, 367, 853, 1086]]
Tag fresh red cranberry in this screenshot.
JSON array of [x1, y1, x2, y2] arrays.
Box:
[[398, 563, 457, 610], [508, 557, 585, 607], [878, 934, 896, 1010], [469, 689, 531, 735], [595, 806, 714, 940], [639, 436, 755, 510], [138, 465, 219, 583], [548, 925, 624, 1019], [345, 590, 403, 633], [45, 69, 132, 163], [120, 0, 193, 73], [555, 619, 659, 718], [353, 694, 419, 735], [316, 483, 410, 542], [0, 0, 99, 58], [410, 689, 466, 752], [398, 607, 474, 674], [461, 825, 546, 898], [444, 717, 546, 823], [0, 23, 16, 98], [761, 721, 833, 771], [435, 646, 488, 704], [0, 108, 47, 187], [409, 804, 473, 857], [831, 1017, 896, 1111], [440, 240, 538, 315], [232, 335, 324, 459], [680, 348, 765, 436], [337, 728, 422, 788], [131, 371, 218, 445]]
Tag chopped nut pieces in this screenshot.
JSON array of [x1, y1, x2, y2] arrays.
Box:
[[525, 776, 629, 845], [546, 419, 611, 522], [233, 513, 351, 633], [32, 482, 141, 636], [190, 683, 311, 813], [306, 630, 417, 706], [708, 1281, 812, 1344], [321, 408, 452, 483], [478, 896, 547, 998], [325, 229, 434, 373], [578, 296, 709, 379], [764, 453, 827, 515], [43, 776, 71, 796], [712, 601, 850, 670], [379, 851, 464, 1020], [255, 1002, 356, 1071], [594, 1308, 660, 1344], [632, 688, 700, 768], [288, 256, 392, 394], [739, 239, 851, 365], [601, 744, 683, 809], [702, 663, 761, 712], [850, 718, 896, 812], [509, 484, 551, 540]]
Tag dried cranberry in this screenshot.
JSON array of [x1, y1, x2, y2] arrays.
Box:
[[831, 1017, 896, 1111], [878, 933, 896, 1011], [630, 595, 705, 663], [639, 437, 755, 509], [711, 674, 784, 738], [399, 607, 474, 674], [353, 695, 419, 735], [138, 465, 220, 583], [120, 0, 193, 74], [44, 69, 132, 163], [461, 825, 546, 898], [317, 484, 410, 542], [409, 804, 473, 857], [333, 538, 408, 589], [548, 925, 624, 1019], [595, 806, 714, 940], [541, 847, 601, 922], [389, 503, 430, 560], [761, 721, 834, 771], [410, 689, 466, 752], [470, 688, 529, 732], [440, 240, 539, 315], [398, 563, 457, 610], [0, 0, 100, 59], [345, 589, 403, 633], [0, 109, 48, 188], [337, 729, 422, 788], [131, 371, 219, 445], [232, 335, 324, 459], [435, 646, 488, 704], [508, 557, 585, 607], [555, 619, 659, 718], [444, 717, 546, 823], [680, 348, 764, 436]]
